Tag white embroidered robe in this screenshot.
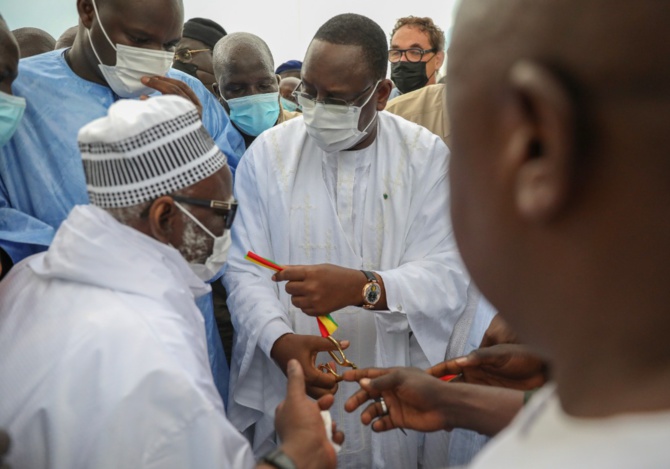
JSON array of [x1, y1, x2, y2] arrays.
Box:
[[223, 112, 470, 468]]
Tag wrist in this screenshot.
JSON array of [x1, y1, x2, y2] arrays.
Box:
[[259, 447, 297, 469]]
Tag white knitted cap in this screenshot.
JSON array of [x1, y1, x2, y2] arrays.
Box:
[[79, 95, 227, 208]]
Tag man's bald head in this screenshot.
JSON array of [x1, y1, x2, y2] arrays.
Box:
[[11, 27, 56, 58], [213, 32, 274, 83], [55, 25, 79, 49], [448, 0, 670, 355]]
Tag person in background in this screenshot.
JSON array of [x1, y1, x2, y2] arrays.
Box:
[[385, 83, 448, 145], [223, 13, 468, 469], [279, 76, 301, 112], [55, 25, 78, 49], [11, 27, 55, 58], [213, 32, 299, 157], [0, 14, 23, 280], [0, 94, 343, 469], [346, 0, 670, 467], [173, 17, 227, 96], [0, 0, 244, 404], [388, 16, 445, 101], [275, 59, 301, 79]]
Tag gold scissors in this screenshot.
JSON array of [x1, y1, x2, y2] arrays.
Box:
[[317, 336, 358, 379]]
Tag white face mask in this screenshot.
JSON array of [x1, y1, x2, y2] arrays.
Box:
[[298, 80, 380, 153], [87, 0, 174, 98], [174, 201, 231, 282]]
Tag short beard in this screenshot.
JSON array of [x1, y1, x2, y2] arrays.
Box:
[[177, 214, 211, 264]]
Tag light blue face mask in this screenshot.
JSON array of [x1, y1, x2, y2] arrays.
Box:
[[0, 91, 26, 147], [280, 96, 300, 113], [223, 92, 281, 137]]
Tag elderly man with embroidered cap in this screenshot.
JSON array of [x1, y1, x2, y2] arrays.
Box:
[[0, 0, 245, 275], [0, 95, 342, 469], [173, 17, 227, 95]]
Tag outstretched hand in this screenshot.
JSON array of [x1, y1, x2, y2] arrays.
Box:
[[343, 367, 454, 433], [428, 343, 548, 391], [276, 360, 344, 469]]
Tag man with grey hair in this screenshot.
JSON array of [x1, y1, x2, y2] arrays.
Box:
[[0, 95, 342, 469], [213, 32, 299, 167]]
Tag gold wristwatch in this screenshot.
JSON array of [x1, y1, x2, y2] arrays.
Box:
[[361, 270, 381, 309]]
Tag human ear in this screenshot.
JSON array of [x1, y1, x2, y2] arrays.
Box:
[[435, 50, 445, 70], [376, 78, 394, 110], [504, 60, 576, 222], [77, 0, 95, 29], [147, 196, 179, 244]]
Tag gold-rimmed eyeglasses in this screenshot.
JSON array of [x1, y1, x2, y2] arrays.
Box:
[[174, 48, 211, 63]]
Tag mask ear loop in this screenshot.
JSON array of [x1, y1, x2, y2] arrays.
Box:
[[358, 79, 383, 134], [173, 201, 217, 239], [90, 0, 117, 52]]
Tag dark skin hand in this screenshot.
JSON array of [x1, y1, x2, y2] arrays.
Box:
[[273, 360, 344, 469], [343, 367, 523, 436], [428, 343, 548, 391], [272, 264, 387, 316], [140, 76, 203, 116], [479, 314, 519, 348], [271, 333, 350, 399]]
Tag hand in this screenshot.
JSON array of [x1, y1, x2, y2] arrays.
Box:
[[343, 367, 454, 433], [343, 367, 524, 436], [273, 264, 370, 316], [275, 360, 344, 469], [479, 314, 519, 348], [428, 344, 548, 391], [271, 333, 349, 399], [140, 76, 203, 117]]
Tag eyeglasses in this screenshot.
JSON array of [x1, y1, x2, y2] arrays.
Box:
[[292, 80, 380, 114], [317, 336, 358, 379], [388, 48, 437, 63], [174, 48, 211, 63], [171, 195, 238, 229]]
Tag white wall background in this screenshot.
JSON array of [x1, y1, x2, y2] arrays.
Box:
[[2, 0, 460, 73]]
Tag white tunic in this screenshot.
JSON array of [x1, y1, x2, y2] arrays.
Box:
[[468, 384, 670, 469], [0, 205, 255, 469], [223, 112, 470, 468]]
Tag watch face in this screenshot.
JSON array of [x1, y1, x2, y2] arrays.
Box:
[[364, 283, 380, 304]]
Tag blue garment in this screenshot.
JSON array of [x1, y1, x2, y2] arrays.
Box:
[[0, 49, 239, 403]]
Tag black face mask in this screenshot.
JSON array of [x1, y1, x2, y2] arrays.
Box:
[[391, 61, 430, 94], [172, 60, 199, 78]]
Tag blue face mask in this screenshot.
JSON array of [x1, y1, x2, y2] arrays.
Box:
[[280, 97, 300, 113], [223, 92, 281, 137], [0, 91, 26, 147]]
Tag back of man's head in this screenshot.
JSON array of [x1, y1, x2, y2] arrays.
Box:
[[448, 0, 670, 366], [55, 25, 78, 49], [312, 13, 388, 81], [11, 27, 56, 58]]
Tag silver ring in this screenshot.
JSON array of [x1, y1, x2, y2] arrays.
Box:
[[377, 397, 389, 416]]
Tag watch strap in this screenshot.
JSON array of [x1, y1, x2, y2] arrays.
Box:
[[361, 270, 377, 283], [259, 448, 298, 469]]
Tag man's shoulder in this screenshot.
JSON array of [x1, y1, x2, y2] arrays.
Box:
[[386, 84, 446, 115], [379, 110, 445, 145], [14, 50, 68, 88]]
